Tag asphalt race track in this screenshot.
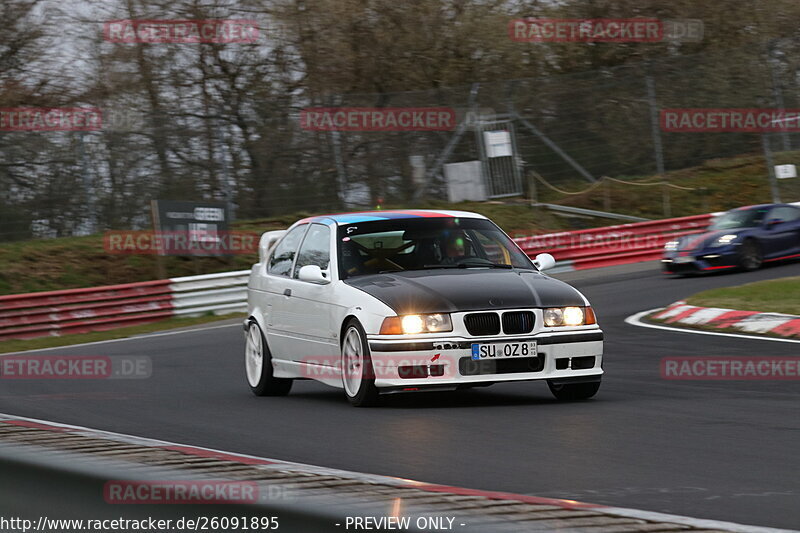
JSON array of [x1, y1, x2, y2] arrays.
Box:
[[2, 262, 799, 529]]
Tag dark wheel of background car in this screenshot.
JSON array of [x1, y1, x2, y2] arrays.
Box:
[[737, 239, 763, 271], [547, 380, 601, 401], [341, 319, 381, 407], [245, 320, 293, 396]]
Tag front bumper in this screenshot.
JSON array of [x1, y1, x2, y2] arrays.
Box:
[[662, 247, 739, 273], [366, 330, 603, 390]]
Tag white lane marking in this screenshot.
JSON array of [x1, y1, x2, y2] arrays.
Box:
[[625, 308, 800, 344], [0, 412, 796, 533], [0, 322, 241, 356]]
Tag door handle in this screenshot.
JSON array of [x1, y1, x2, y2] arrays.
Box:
[[283, 288, 292, 297]]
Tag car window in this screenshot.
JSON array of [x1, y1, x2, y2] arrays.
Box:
[[709, 208, 767, 230], [293, 224, 331, 278], [471, 230, 512, 264], [337, 217, 533, 279], [768, 206, 800, 223], [268, 224, 308, 277]]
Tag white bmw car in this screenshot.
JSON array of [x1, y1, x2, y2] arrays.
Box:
[[245, 210, 603, 406]]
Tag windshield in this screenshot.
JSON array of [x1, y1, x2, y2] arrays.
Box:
[[709, 208, 768, 230], [337, 217, 533, 279]]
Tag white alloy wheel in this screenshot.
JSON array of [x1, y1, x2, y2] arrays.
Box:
[[340, 320, 380, 407], [245, 322, 264, 388], [244, 320, 292, 396], [342, 326, 364, 397]]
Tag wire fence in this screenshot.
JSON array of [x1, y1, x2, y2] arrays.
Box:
[[3, 42, 800, 241]]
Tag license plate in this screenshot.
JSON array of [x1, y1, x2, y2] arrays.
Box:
[[674, 256, 694, 264], [471, 341, 537, 361]]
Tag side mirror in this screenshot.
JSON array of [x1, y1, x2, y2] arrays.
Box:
[[533, 253, 556, 271], [298, 265, 330, 284]]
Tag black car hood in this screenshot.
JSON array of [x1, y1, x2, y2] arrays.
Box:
[[344, 269, 585, 314]]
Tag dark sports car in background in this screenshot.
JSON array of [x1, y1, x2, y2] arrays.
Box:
[[662, 203, 800, 275]]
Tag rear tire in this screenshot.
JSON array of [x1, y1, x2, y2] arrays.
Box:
[[245, 320, 293, 397], [341, 319, 381, 407], [737, 239, 763, 271], [548, 380, 600, 401]]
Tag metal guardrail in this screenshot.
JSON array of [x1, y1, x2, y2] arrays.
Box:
[[169, 271, 249, 317], [0, 442, 428, 533], [0, 271, 248, 341], [514, 213, 713, 271]]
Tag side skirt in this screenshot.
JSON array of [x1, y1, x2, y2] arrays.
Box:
[[272, 358, 343, 389]]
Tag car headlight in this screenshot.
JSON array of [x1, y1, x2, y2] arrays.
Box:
[[380, 313, 453, 335], [543, 307, 596, 327], [711, 234, 738, 247], [664, 240, 679, 251]]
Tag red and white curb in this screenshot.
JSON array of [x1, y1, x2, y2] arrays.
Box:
[[650, 301, 800, 339], [0, 412, 795, 533]]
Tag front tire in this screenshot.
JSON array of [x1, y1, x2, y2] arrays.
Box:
[[548, 380, 600, 401], [737, 239, 763, 271], [341, 320, 380, 407], [245, 320, 292, 396]]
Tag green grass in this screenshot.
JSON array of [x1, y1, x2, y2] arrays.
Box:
[[0, 313, 245, 355], [685, 276, 800, 315], [539, 150, 800, 219]]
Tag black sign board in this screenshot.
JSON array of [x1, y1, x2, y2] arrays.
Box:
[[150, 200, 228, 256]]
